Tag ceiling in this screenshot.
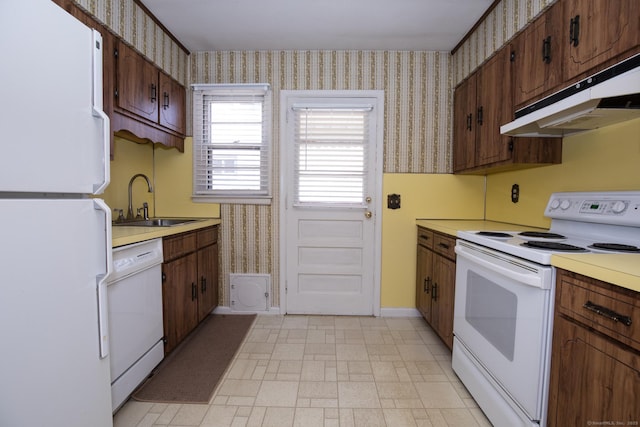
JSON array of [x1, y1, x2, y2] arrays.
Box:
[[139, 0, 494, 53]]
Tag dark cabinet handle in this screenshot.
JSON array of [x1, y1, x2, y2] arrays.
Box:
[[466, 113, 473, 131], [542, 36, 551, 64], [424, 277, 431, 293], [569, 15, 580, 47], [150, 83, 157, 102], [438, 242, 450, 250], [201, 277, 207, 293], [163, 92, 170, 110], [583, 301, 632, 326], [191, 283, 197, 301], [431, 283, 438, 301], [477, 106, 483, 125]]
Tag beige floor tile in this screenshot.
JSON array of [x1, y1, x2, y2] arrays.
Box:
[[383, 408, 419, 427], [376, 381, 420, 400], [338, 382, 381, 408], [170, 404, 209, 426], [216, 379, 261, 397], [298, 381, 338, 399], [293, 407, 324, 427], [301, 360, 326, 381], [271, 343, 305, 360], [255, 380, 299, 406], [199, 405, 237, 427], [352, 408, 386, 427], [415, 382, 466, 408], [262, 407, 295, 427], [113, 314, 489, 427], [336, 343, 369, 360]]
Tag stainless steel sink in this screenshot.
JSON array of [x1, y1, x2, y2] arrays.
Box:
[[113, 218, 199, 227]]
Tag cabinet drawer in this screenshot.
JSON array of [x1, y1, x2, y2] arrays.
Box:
[[197, 226, 218, 248], [163, 231, 197, 261], [433, 233, 456, 260], [557, 270, 639, 351], [417, 227, 434, 249]]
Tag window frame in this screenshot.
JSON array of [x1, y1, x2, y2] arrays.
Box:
[[191, 83, 272, 205]]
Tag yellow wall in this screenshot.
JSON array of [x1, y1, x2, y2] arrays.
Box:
[[104, 136, 220, 220], [486, 118, 640, 228], [154, 137, 220, 218], [381, 173, 485, 307], [102, 137, 155, 218]]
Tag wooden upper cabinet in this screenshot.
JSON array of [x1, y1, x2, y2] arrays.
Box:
[[159, 72, 186, 135], [116, 42, 158, 123], [475, 47, 514, 167], [563, 0, 640, 82], [113, 40, 186, 151], [453, 73, 477, 172], [512, 1, 564, 108]]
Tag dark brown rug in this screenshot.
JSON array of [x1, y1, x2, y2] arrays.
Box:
[[132, 314, 256, 404]]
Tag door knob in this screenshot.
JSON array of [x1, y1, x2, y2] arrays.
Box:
[[364, 211, 372, 218]]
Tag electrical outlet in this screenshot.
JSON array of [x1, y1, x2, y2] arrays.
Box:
[[511, 184, 519, 203], [387, 194, 401, 209]]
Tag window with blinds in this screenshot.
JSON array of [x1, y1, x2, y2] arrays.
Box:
[[192, 84, 271, 203], [292, 106, 372, 207]]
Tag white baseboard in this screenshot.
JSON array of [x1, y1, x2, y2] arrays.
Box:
[[212, 306, 281, 315], [213, 306, 420, 317], [380, 307, 422, 317]]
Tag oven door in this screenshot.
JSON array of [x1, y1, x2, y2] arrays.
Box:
[[453, 240, 554, 421]]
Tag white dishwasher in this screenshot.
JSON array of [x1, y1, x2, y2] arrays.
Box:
[[108, 238, 164, 412]]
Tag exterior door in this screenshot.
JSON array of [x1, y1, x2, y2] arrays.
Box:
[[280, 91, 383, 315]]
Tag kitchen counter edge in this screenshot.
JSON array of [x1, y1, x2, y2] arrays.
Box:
[[416, 219, 639, 294], [112, 218, 221, 248]]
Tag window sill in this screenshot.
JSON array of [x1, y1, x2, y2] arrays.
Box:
[[192, 195, 272, 205]]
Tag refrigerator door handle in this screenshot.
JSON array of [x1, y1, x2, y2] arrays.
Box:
[[91, 29, 110, 195], [94, 199, 113, 359]]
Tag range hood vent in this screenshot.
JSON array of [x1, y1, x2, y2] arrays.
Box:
[[501, 53, 640, 137]]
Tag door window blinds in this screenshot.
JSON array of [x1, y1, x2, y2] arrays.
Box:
[[192, 84, 271, 201], [292, 105, 372, 207]]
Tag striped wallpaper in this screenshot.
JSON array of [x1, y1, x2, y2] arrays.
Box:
[[74, 0, 555, 308]]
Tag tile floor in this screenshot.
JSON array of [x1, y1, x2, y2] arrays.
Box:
[[113, 315, 492, 427]]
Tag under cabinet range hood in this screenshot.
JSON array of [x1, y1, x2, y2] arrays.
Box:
[[501, 53, 640, 137]]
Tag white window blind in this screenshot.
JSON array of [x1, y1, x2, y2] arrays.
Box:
[[192, 84, 271, 202], [292, 106, 372, 206]]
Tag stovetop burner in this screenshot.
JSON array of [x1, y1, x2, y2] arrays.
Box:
[[588, 243, 640, 253], [476, 231, 513, 238], [521, 241, 589, 252], [519, 231, 566, 239]]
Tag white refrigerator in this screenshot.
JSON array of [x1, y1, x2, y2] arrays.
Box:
[[0, 1, 113, 426]]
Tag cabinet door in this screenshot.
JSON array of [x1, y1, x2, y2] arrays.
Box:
[[432, 254, 455, 350], [512, 2, 563, 107], [548, 316, 640, 426], [197, 242, 218, 322], [416, 244, 433, 320], [162, 253, 198, 354], [159, 72, 186, 134], [564, 0, 640, 82], [476, 46, 513, 166], [116, 42, 158, 123], [453, 74, 477, 172]]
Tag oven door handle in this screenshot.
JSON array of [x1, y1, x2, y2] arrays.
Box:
[[455, 245, 543, 288]]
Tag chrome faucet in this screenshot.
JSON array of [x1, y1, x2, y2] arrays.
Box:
[[127, 173, 153, 220]]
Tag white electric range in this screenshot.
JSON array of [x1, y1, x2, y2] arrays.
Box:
[[452, 191, 640, 427]]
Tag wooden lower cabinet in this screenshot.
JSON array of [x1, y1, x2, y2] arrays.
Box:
[[162, 225, 219, 354], [416, 227, 456, 350], [547, 269, 640, 426]]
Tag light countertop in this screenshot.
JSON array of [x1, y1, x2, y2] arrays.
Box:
[[416, 219, 640, 293], [112, 218, 221, 247]]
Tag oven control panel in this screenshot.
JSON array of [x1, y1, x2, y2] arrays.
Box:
[[545, 191, 640, 226]]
